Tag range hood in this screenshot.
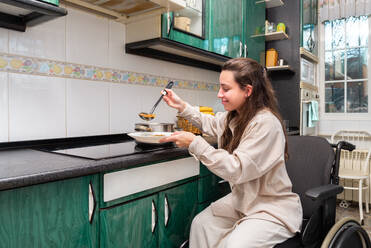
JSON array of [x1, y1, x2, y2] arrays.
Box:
[[126, 38, 230, 72], [0, 0, 67, 32]]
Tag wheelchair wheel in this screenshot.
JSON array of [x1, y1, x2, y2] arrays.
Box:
[[321, 217, 370, 248]]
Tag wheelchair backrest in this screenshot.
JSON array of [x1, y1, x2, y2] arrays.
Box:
[[285, 136, 336, 219]]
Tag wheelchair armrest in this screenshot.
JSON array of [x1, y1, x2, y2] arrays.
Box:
[[305, 184, 343, 201], [331, 141, 355, 151]]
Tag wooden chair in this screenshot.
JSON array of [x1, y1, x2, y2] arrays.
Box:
[[331, 130, 371, 225]]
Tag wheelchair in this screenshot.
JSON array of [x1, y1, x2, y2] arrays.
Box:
[[275, 136, 370, 248], [181, 136, 370, 248]]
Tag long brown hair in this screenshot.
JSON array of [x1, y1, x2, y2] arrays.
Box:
[[220, 58, 288, 160]]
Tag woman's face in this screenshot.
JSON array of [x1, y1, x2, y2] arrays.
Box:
[[217, 70, 251, 112]]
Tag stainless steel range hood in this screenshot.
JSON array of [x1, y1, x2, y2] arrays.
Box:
[[0, 0, 67, 32]]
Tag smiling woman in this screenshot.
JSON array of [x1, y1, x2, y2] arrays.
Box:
[[159, 57, 302, 247]]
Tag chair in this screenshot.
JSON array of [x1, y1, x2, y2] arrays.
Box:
[[331, 130, 371, 225], [331, 131, 371, 150]]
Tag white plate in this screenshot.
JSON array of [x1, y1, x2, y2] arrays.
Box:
[[128, 132, 173, 144]]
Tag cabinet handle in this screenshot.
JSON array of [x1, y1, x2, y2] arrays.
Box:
[[164, 194, 172, 227], [88, 182, 97, 224], [180, 240, 189, 248], [244, 44, 248, 57], [218, 179, 228, 184], [152, 200, 158, 233], [167, 12, 174, 37], [239, 41, 242, 57]]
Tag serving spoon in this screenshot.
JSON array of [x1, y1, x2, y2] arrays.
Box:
[[139, 81, 174, 121]]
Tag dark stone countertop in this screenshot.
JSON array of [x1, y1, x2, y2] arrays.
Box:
[[0, 147, 190, 191]]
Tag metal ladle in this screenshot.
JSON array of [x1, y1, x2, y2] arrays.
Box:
[[138, 81, 174, 121]]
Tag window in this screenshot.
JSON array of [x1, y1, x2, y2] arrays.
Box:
[[324, 16, 368, 113]]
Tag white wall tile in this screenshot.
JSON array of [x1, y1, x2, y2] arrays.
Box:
[[0, 72, 8, 142], [8, 73, 66, 141], [67, 79, 109, 137], [108, 21, 125, 70], [176, 88, 199, 106], [198, 90, 219, 109], [9, 16, 66, 61], [110, 83, 143, 133], [66, 7, 109, 68], [0, 28, 8, 53]]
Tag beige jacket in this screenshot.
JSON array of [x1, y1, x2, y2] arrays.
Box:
[[181, 104, 302, 233]]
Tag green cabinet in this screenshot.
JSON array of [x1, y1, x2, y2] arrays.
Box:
[[162, 0, 265, 60], [209, 0, 244, 58], [300, 0, 318, 55], [162, 0, 208, 51], [209, 0, 265, 61], [158, 181, 198, 247], [197, 163, 231, 212], [100, 195, 158, 248], [39, 0, 59, 5], [0, 175, 99, 247], [100, 180, 198, 248], [245, 0, 266, 62]]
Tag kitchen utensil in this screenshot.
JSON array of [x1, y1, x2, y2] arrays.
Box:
[[135, 123, 175, 132], [128, 132, 173, 144], [139, 81, 174, 121]]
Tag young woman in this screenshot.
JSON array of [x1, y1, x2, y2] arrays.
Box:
[[159, 58, 302, 248]]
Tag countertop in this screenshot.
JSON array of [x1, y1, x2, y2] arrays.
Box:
[[0, 146, 189, 191]]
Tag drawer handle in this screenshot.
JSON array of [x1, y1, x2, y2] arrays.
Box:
[[218, 179, 228, 184]]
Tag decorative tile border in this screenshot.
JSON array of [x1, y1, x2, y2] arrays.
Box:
[[0, 53, 218, 91]]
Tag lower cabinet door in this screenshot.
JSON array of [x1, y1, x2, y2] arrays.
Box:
[[0, 175, 99, 248], [158, 180, 198, 248], [100, 195, 158, 248]]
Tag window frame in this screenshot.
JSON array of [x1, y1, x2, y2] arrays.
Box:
[[319, 16, 371, 120]]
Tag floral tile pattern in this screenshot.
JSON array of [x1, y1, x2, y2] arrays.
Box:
[[0, 53, 219, 91]]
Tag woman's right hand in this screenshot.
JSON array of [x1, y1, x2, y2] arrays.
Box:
[[162, 89, 186, 112]]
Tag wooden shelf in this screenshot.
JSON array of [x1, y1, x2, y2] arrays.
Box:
[[256, 0, 284, 8], [300, 47, 319, 64], [266, 65, 295, 73], [251, 31, 288, 41]]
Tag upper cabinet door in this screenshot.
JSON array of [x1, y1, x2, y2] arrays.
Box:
[[301, 0, 318, 55], [244, 0, 266, 62], [209, 0, 244, 58], [162, 0, 208, 50]]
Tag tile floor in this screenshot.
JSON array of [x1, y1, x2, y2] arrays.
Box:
[[335, 201, 371, 238]]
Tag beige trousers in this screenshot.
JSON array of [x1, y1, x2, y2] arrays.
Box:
[[189, 206, 296, 248]]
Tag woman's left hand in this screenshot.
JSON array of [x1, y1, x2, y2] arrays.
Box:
[[159, 131, 196, 148]]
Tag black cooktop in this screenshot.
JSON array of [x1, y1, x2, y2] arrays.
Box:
[[0, 134, 174, 160], [45, 141, 174, 160]]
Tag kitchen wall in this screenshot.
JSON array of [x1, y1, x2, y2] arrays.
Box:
[[0, 4, 221, 142]]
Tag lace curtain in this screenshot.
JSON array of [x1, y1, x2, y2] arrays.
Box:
[[319, 0, 371, 22]]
